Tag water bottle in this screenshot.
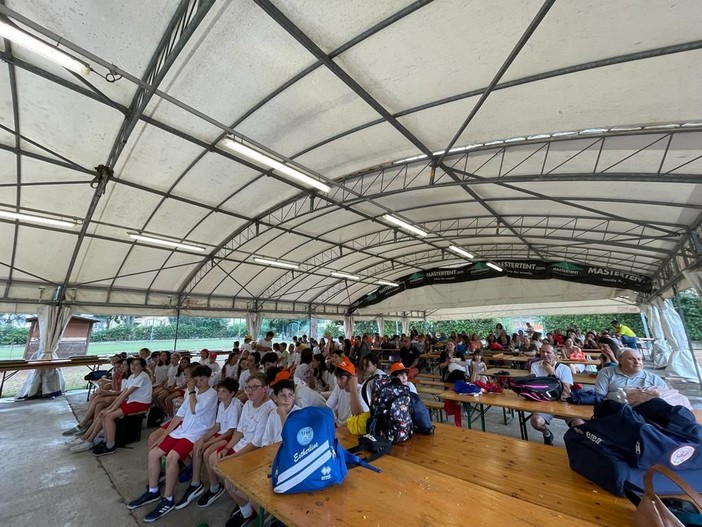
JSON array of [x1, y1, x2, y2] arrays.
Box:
[[615, 388, 627, 403]]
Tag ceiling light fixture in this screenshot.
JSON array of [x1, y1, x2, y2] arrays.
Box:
[[128, 233, 205, 252], [0, 209, 79, 228], [486, 262, 503, 272], [377, 280, 400, 287], [331, 272, 360, 281], [220, 137, 330, 193], [254, 257, 299, 270], [383, 214, 428, 237], [448, 245, 474, 259], [0, 20, 90, 76]]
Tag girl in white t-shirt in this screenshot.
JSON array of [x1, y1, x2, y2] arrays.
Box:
[[262, 378, 299, 446], [221, 353, 239, 381], [469, 350, 488, 383], [71, 358, 152, 455], [153, 351, 171, 387], [174, 377, 242, 510]]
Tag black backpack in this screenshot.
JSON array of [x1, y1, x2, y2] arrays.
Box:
[[368, 376, 413, 444]]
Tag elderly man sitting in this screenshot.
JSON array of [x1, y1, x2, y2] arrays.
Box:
[[594, 348, 667, 401]]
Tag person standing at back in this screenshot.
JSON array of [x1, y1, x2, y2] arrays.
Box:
[[398, 336, 420, 380], [610, 320, 638, 350]]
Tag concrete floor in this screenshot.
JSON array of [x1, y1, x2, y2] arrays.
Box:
[[0, 394, 234, 527]]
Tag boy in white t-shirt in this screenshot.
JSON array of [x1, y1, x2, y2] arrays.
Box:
[[198, 372, 275, 527], [261, 374, 299, 446], [327, 359, 369, 427], [175, 377, 242, 510], [127, 365, 217, 522]]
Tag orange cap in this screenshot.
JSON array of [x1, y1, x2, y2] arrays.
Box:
[[273, 370, 292, 385], [390, 362, 409, 375], [335, 359, 355, 376]]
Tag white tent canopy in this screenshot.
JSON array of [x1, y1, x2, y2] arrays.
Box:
[[0, 1, 700, 320]]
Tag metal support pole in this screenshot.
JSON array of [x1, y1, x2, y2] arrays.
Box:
[[640, 311, 651, 339], [173, 308, 181, 353], [671, 285, 702, 388]]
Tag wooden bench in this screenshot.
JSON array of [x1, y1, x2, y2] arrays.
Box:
[[424, 399, 445, 423]]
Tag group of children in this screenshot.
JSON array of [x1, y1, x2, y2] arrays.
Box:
[[60, 340, 430, 526]]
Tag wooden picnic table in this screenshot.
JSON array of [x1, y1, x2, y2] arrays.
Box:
[[0, 357, 110, 398], [215, 437, 605, 527], [441, 390, 594, 440], [413, 378, 453, 389], [337, 425, 634, 526], [485, 354, 531, 363], [481, 368, 597, 385]]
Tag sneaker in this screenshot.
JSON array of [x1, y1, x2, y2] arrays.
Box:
[[62, 425, 85, 436], [178, 463, 193, 483], [90, 441, 106, 453], [69, 441, 94, 453], [226, 510, 257, 527], [543, 429, 554, 446], [229, 505, 241, 518], [92, 444, 117, 456], [175, 482, 205, 510], [127, 490, 161, 510], [66, 436, 86, 446], [144, 497, 175, 522], [196, 485, 224, 507]]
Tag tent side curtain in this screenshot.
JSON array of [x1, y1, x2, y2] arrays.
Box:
[[245, 312, 262, 340], [16, 305, 72, 399]]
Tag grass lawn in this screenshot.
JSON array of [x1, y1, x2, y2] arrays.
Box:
[[0, 338, 237, 360]]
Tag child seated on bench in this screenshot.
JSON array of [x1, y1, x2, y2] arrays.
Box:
[[127, 365, 217, 522], [174, 377, 242, 510], [69, 357, 152, 455]]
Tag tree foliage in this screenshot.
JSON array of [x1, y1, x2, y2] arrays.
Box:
[[541, 313, 645, 336]]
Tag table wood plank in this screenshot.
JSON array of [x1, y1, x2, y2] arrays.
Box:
[[216, 444, 604, 527]]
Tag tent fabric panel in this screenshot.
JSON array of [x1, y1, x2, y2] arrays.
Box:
[[334, 0, 542, 113], [503, 0, 702, 82], [272, 0, 415, 54], [16, 69, 124, 168], [12, 225, 77, 282], [217, 178, 302, 219], [20, 156, 91, 186], [92, 183, 165, 230], [154, 0, 317, 132], [142, 198, 212, 241], [11, 0, 176, 78], [149, 260, 203, 293], [354, 277, 641, 316], [171, 152, 262, 208], [236, 66, 381, 158], [456, 52, 702, 148], [186, 213, 249, 249], [294, 121, 418, 179], [19, 182, 93, 220], [114, 123, 211, 193], [71, 237, 134, 285], [661, 132, 702, 174]]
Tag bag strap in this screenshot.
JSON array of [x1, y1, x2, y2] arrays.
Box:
[[343, 449, 382, 473], [644, 465, 702, 511]]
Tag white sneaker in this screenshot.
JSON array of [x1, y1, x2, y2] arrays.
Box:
[[66, 436, 85, 446], [70, 441, 94, 453]]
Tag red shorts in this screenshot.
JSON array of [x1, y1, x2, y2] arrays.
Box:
[[160, 420, 182, 431], [120, 401, 151, 415], [159, 434, 194, 461]]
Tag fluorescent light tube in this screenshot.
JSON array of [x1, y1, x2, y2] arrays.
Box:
[[377, 280, 399, 287], [0, 21, 90, 76], [486, 262, 503, 272], [383, 214, 427, 237], [220, 138, 330, 193], [129, 233, 205, 252], [254, 258, 299, 270], [331, 272, 360, 281], [0, 209, 78, 228], [448, 245, 474, 259]]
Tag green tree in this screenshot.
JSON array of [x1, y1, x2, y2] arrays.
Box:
[[677, 290, 702, 340], [541, 314, 644, 335]]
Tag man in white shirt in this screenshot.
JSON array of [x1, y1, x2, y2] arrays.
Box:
[[529, 344, 573, 445], [327, 359, 369, 426], [127, 364, 217, 522], [256, 331, 274, 352]]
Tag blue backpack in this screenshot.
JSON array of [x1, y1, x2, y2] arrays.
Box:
[[271, 407, 380, 494], [453, 380, 482, 395]]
